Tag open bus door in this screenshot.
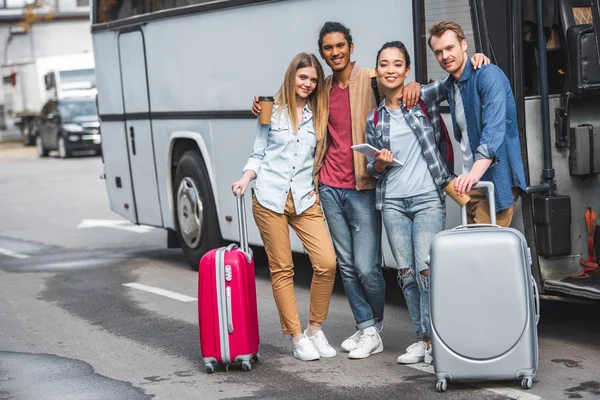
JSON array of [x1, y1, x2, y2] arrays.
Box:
[[469, 0, 600, 300]]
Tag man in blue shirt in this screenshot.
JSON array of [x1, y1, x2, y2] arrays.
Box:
[[424, 21, 527, 226]]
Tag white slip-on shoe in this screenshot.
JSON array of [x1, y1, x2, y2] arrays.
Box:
[[293, 336, 320, 361], [397, 341, 427, 364], [306, 330, 337, 358], [348, 333, 383, 359], [341, 330, 362, 352]]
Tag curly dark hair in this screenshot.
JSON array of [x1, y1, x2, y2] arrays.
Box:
[[318, 21, 353, 53]]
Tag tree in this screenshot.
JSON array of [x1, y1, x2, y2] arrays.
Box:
[[19, 0, 56, 32]]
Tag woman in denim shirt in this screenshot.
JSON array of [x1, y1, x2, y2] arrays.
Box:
[[366, 42, 453, 366], [232, 53, 337, 362]]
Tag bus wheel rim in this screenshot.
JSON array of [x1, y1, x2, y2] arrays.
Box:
[[177, 177, 203, 248]]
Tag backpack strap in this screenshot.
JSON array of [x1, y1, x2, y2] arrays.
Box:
[[369, 70, 381, 106]]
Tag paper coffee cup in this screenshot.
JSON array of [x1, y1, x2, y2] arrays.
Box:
[[443, 179, 471, 206], [258, 96, 274, 125]]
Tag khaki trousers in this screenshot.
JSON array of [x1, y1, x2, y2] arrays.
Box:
[[466, 188, 520, 227], [252, 193, 337, 335]]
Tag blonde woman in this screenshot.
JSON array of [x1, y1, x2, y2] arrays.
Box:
[[232, 53, 337, 361]]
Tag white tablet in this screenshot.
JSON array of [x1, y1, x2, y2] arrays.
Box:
[[351, 144, 403, 167]]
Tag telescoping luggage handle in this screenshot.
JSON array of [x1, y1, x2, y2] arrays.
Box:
[[458, 181, 497, 227], [457, 181, 541, 324], [235, 189, 251, 260]]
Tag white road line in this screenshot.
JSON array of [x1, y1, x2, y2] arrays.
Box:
[[0, 248, 30, 259], [123, 282, 198, 302], [78, 219, 155, 233], [406, 363, 542, 400]]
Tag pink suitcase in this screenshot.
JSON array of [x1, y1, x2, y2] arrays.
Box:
[[198, 191, 260, 373]]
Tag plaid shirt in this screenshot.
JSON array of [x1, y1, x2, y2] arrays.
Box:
[[365, 92, 453, 210]]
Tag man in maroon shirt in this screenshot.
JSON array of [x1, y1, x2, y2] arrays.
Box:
[[314, 22, 388, 359]]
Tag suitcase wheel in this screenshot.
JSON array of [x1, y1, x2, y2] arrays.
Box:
[[205, 363, 216, 374], [241, 361, 252, 372], [436, 379, 447, 393], [521, 377, 533, 390], [254, 353, 260, 362]]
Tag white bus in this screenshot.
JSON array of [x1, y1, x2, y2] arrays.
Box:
[[90, 0, 600, 302]]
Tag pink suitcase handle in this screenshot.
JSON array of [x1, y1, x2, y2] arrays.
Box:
[[235, 189, 250, 255]]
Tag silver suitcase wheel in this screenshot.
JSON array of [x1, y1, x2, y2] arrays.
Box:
[[205, 363, 215, 374], [436, 379, 447, 392], [241, 361, 252, 371], [521, 377, 533, 389]]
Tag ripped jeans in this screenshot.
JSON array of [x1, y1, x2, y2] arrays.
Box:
[[382, 190, 445, 341]]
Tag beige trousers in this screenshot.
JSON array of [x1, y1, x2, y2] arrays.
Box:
[[252, 193, 337, 335], [466, 188, 520, 227]]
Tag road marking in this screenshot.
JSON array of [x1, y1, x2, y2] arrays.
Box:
[[78, 219, 155, 233], [0, 247, 30, 259], [406, 363, 542, 400], [123, 283, 197, 302]]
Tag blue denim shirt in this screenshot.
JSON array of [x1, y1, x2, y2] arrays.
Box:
[[366, 100, 453, 210], [243, 104, 317, 215], [421, 62, 527, 212]]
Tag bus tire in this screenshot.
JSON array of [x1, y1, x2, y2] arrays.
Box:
[[174, 150, 221, 270]]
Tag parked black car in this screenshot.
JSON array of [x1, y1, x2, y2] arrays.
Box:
[[35, 96, 101, 158]]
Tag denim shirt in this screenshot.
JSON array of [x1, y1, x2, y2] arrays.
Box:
[[421, 62, 527, 212], [243, 104, 317, 215], [366, 100, 453, 210]]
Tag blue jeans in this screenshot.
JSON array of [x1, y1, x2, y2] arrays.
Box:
[[318, 185, 385, 330], [382, 190, 445, 341]]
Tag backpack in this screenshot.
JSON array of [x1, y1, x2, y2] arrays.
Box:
[[370, 76, 454, 175]]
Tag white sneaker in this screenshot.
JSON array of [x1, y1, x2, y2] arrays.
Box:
[[348, 333, 383, 359], [341, 330, 362, 352], [293, 337, 320, 361], [397, 341, 427, 364], [305, 330, 337, 358], [424, 346, 433, 364]]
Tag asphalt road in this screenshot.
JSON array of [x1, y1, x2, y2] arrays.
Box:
[[1, 144, 600, 400]]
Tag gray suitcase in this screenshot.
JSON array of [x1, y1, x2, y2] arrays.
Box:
[[428, 182, 540, 393]]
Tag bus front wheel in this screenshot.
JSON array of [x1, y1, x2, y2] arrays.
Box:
[[174, 150, 221, 270]]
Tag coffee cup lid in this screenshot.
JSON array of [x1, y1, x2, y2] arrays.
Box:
[[258, 96, 274, 101]]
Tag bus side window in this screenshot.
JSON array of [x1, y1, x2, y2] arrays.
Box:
[[95, 0, 147, 23]]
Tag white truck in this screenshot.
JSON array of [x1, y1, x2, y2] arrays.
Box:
[[2, 52, 96, 145]]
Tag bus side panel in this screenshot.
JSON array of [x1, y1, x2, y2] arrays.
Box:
[[100, 121, 137, 221], [142, 0, 416, 112], [149, 121, 213, 231], [93, 32, 137, 223], [93, 32, 124, 115], [139, 0, 416, 259], [524, 96, 600, 280]]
